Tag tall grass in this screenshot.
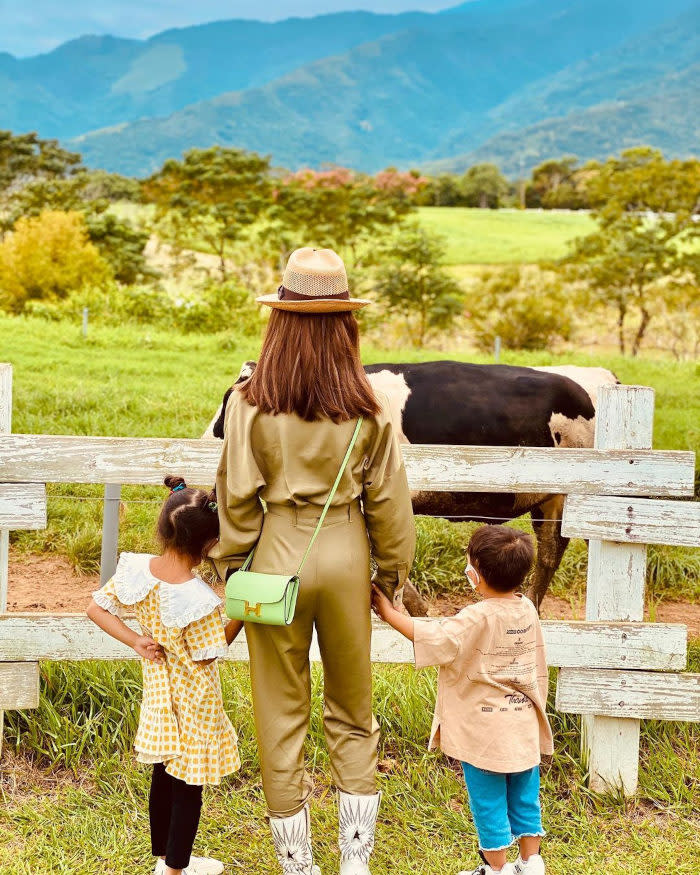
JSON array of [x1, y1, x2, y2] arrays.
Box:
[[3, 656, 698, 873]]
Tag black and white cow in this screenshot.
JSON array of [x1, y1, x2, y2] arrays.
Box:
[[205, 360, 599, 614]]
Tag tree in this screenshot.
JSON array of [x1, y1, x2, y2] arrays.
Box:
[[567, 216, 699, 355], [84, 213, 154, 285], [469, 265, 573, 352], [143, 146, 272, 280], [585, 147, 700, 219], [373, 225, 464, 346], [0, 210, 111, 312], [0, 130, 82, 230], [460, 163, 509, 209], [526, 157, 592, 209], [268, 167, 417, 265], [561, 147, 700, 355]]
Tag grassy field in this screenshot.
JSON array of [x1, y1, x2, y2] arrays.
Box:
[[416, 207, 595, 265], [114, 202, 595, 267], [1, 315, 699, 872], [2, 653, 699, 875]]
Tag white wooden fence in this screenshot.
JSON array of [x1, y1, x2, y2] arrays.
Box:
[[0, 363, 698, 796]]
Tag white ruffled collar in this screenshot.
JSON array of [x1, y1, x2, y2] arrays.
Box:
[[112, 552, 221, 628]]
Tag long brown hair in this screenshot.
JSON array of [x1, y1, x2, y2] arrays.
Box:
[[239, 310, 380, 422]]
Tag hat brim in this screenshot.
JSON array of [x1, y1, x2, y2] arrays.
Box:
[[256, 294, 371, 313]]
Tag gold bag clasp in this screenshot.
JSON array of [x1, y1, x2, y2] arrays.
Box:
[[244, 600, 262, 617]]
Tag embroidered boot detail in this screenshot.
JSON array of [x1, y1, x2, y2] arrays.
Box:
[[269, 805, 320, 875], [338, 791, 381, 874]]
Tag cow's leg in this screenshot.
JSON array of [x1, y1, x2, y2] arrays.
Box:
[[527, 494, 568, 611], [402, 579, 429, 617]]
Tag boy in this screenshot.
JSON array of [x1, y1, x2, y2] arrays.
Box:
[[372, 525, 553, 875]]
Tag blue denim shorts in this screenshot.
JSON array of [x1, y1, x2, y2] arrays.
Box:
[[461, 762, 545, 852]]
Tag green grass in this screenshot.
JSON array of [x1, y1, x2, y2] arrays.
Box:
[[2, 657, 699, 874], [416, 207, 596, 265], [2, 315, 698, 600]]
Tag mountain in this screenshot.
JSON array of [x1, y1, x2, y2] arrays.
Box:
[[427, 5, 700, 173], [0, 12, 430, 139], [2, 0, 699, 175]]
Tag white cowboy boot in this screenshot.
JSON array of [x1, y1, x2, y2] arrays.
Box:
[[338, 791, 381, 875], [269, 804, 321, 875]]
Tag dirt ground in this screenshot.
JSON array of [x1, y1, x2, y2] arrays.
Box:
[[6, 548, 700, 637]]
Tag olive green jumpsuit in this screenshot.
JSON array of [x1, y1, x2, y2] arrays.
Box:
[[209, 388, 415, 818]]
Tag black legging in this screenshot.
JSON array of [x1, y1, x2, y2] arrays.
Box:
[[149, 763, 203, 870]]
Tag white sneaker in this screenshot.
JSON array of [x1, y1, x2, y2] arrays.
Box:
[[189, 856, 225, 874], [458, 863, 515, 875], [153, 863, 196, 875], [513, 854, 545, 875]]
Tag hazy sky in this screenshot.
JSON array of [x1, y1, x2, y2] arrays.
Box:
[[0, 1, 454, 57]]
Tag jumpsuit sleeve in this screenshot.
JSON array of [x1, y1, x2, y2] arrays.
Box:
[[208, 391, 265, 581], [184, 606, 230, 662], [362, 393, 416, 601]]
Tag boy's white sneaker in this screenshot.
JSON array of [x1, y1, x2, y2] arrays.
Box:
[[458, 863, 515, 875], [513, 855, 545, 875]]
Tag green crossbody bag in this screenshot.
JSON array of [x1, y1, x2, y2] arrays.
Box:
[[225, 417, 363, 626]]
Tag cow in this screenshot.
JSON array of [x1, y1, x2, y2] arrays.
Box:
[[532, 365, 619, 406], [205, 360, 598, 615]]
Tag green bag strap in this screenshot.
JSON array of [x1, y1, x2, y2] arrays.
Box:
[[239, 416, 363, 575]]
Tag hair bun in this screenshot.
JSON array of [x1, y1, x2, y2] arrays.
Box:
[[164, 475, 187, 492]]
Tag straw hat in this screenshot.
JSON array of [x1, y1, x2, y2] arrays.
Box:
[[257, 247, 371, 313]]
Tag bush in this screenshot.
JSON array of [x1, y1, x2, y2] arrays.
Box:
[[469, 265, 573, 352], [0, 210, 112, 312], [173, 278, 262, 336]]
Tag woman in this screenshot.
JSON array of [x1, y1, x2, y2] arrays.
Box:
[[209, 248, 415, 875]]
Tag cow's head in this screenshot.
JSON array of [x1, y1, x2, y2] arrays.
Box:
[[211, 360, 257, 439]]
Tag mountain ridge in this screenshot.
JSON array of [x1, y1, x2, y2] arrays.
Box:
[[3, 0, 699, 175]]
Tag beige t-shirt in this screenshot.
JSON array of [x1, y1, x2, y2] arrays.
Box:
[[413, 594, 553, 773]]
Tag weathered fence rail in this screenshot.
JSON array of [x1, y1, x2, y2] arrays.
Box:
[[0, 364, 698, 797]]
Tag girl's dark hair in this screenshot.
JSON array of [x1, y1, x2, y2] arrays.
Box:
[[157, 476, 219, 559], [238, 309, 381, 423], [468, 525, 535, 592]]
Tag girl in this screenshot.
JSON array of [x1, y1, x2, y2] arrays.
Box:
[[87, 476, 243, 875], [372, 525, 553, 875]]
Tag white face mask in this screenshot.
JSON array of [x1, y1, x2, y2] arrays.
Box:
[[465, 562, 479, 591]]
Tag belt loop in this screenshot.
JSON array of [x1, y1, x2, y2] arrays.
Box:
[[293, 504, 298, 527], [347, 504, 351, 521]]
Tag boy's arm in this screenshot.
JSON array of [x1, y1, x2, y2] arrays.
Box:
[[87, 598, 164, 663], [372, 584, 414, 640]]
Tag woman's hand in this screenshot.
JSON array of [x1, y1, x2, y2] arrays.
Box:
[[133, 635, 165, 663]]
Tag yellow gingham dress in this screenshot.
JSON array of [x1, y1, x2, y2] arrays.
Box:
[[93, 552, 240, 786]]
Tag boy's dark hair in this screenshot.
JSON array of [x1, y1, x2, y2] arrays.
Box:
[[468, 525, 534, 592], [157, 476, 219, 560]]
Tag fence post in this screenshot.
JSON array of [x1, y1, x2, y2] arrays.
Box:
[[0, 364, 12, 755], [582, 384, 654, 795], [100, 484, 121, 585]]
